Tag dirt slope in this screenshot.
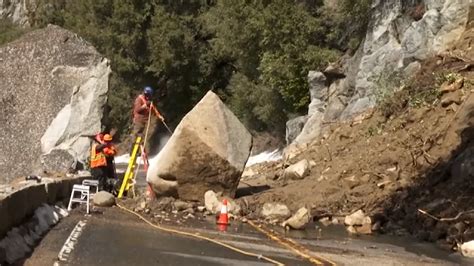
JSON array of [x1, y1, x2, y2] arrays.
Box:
[[241, 26, 474, 249]]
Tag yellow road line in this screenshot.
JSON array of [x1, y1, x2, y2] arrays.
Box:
[[248, 220, 337, 266], [116, 203, 284, 265]]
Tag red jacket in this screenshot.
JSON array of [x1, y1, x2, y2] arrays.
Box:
[[133, 94, 162, 124]]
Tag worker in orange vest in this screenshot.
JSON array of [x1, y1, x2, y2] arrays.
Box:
[[131, 86, 165, 152], [90, 133, 117, 192]]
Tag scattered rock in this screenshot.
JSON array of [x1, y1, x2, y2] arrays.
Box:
[[372, 221, 382, 232], [173, 200, 193, 211], [356, 223, 372, 235], [184, 213, 195, 219], [441, 91, 462, 107], [184, 208, 194, 214], [344, 210, 370, 226], [282, 207, 311, 230], [93, 191, 115, 207], [283, 159, 310, 180], [261, 203, 291, 220], [439, 77, 464, 93], [347, 226, 358, 234], [377, 180, 392, 189], [147, 91, 252, 201], [204, 190, 221, 213], [197, 206, 206, 212], [203, 190, 241, 215], [460, 240, 474, 258], [319, 217, 332, 226]]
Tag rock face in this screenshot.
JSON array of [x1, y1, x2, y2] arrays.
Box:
[[147, 91, 252, 201], [287, 0, 471, 146], [285, 116, 308, 145], [0, 25, 111, 183], [0, 0, 36, 27]]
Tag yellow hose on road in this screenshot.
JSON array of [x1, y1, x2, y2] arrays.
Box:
[[247, 220, 337, 266], [116, 203, 284, 266]]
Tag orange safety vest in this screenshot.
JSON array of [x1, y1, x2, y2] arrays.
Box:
[[103, 145, 117, 156], [90, 143, 107, 168]]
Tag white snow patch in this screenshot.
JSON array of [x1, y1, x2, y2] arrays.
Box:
[[245, 149, 282, 167], [0, 204, 69, 264], [114, 154, 147, 165]]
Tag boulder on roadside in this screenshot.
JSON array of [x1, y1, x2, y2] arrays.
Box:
[[204, 190, 220, 213], [147, 91, 252, 201], [172, 200, 193, 212], [344, 209, 372, 234], [93, 191, 115, 207], [261, 203, 291, 220], [460, 240, 474, 258], [282, 207, 311, 230], [204, 190, 241, 215], [283, 159, 310, 180], [344, 210, 370, 226]]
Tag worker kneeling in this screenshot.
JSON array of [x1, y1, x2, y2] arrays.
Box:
[[90, 134, 118, 193]]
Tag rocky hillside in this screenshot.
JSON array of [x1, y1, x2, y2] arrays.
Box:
[[0, 25, 110, 183], [243, 6, 474, 252], [0, 0, 35, 27], [288, 0, 472, 145]]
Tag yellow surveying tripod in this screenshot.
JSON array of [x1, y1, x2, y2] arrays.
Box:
[[117, 136, 142, 199]]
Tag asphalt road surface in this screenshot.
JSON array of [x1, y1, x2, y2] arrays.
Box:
[[21, 203, 474, 266]]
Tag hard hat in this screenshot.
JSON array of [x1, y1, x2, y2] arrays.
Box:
[[103, 134, 113, 142], [144, 86, 153, 95]]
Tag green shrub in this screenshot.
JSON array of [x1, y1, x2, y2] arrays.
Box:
[[0, 19, 30, 46]]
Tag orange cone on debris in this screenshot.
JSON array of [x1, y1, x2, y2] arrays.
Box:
[[216, 199, 230, 225], [145, 183, 155, 200]]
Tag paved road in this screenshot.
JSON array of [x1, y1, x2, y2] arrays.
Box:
[[22, 203, 473, 266], [23, 207, 316, 266]]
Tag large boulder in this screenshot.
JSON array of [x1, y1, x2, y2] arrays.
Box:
[[147, 91, 252, 201], [0, 25, 111, 182]]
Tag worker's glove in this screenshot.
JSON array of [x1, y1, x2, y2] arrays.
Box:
[[146, 101, 151, 107]]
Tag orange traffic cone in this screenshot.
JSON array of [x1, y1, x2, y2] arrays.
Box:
[[145, 183, 155, 200], [216, 199, 230, 225]]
